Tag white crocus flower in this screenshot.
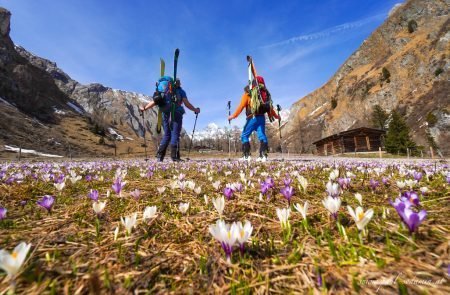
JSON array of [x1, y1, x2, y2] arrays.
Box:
[[208, 220, 238, 263], [396, 180, 406, 189], [293, 201, 309, 220], [194, 186, 202, 195], [212, 181, 221, 191], [326, 181, 340, 197], [120, 213, 138, 235], [224, 171, 232, 176], [0, 242, 31, 277], [322, 196, 341, 217], [92, 201, 106, 215], [329, 169, 339, 181], [69, 175, 82, 184], [354, 193, 363, 206], [276, 208, 291, 229], [212, 196, 225, 217], [405, 179, 417, 189], [420, 187, 428, 194], [297, 176, 308, 192], [186, 180, 196, 191], [204, 195, 209, 205], [113, 226, 119, 241], [347, 206, 374, 231], [143, 206, 157, 220], [54, 182, 65, 191], [106, 190, 111, 198], [235, 220, 253, 248], [178, 202, 190, 214], [157, 186, 166, 194]]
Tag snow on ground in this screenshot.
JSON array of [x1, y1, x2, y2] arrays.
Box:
[[4, 145, 63, 158], [108, 128, 124, 141], [67, 102, 85, 114], [53, 106, 67, 115]]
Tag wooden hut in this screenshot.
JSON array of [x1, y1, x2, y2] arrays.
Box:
[[313, 127, 386, 156]]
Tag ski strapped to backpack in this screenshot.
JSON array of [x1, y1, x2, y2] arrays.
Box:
[[246, 55, 275, 122], [156, 58, 165, 134], [171, 48, 180, 130]]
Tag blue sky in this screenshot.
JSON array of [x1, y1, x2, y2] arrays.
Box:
[[0, 0, 402, 133]]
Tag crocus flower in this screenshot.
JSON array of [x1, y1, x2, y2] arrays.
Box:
[[369, 179, 379, 191], [329, 169, 339, 181], [92, 201, 106, 215], [297, 175, 308, 192], [322, 196, 341, 219], [293, 201, 309, 220], [88, 189, 99, 202], [405, 179, 417, 189], [347, 206, 374, 231], [260, 181, 270, 195], [179, 202, 190, 214], [0, 242, 31, 277], [235, 220, 253, 254], [112, 178, 126, 197], [212, 196, 225, 217], [276, 208, 291, 230], [390, 198, 412, 223], [120, 213, 138, 235], [382, 177, 389, 186], [283, 177, 292, 187], [326, 181, 340, 198], [212, 181, 221, 191], [354, 193, 363, 205], [401, 191, 420, 206], [0, 207, 6, 220], [280, 186, 294, 205], [396, 180, 406, 189], [157, 187, 166, 194], [337, 177, 351, 190], [223, 187, 234, 200], [130, 189, 140, 200], [143, 206, 157, 220], [194, 186, 202, 195], [419, 187, 428, 195], [209, 219, 238, 263], [265, 177, 275, 188], [53, 181, 65, 192], [69, 175, 82, 184], [402, 207, 427, 233], [413, 171, 423, 181], [37, 195, 55, 213]]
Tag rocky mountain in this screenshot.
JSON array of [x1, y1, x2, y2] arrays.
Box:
[[284, 0, 449, 155], [0, 7, 158, 158]]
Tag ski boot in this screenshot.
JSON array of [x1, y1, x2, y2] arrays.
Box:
[[256, 141, 268, 162], [155, 145, 168, 162], [171, 145, 182, 162], [239, 142, 251, 161]]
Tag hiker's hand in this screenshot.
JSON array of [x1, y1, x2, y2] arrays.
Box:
[[139, 106, 145, 112], [195, 108, 200, 114], [228, 115, 233, 121]]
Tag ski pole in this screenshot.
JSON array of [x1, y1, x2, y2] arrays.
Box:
[[227, 100, 231, 160], [276, 104, 282, 160], [188, 112, 199, 158], [139, 106, 148, 159]]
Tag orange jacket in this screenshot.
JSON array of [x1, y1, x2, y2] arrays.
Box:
[[230, 92, 280, 120]]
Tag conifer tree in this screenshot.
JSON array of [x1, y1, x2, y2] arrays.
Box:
[[385, 110, 416, 154], [371, 105, 389, 130]]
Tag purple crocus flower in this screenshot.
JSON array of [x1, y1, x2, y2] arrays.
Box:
[[337, 177, 351, 190], [265, 177, 275, 188], [5, 177, 15, 185], [446, 175, 450, 184], [130, 189, 140, 200], [403, 207, 427, 233], [280, 186, 294, 205], [413, 171, 423, 182], [390, 197, 426, 233], [223, 187, 234, 200], [85, 175, 93, 182], [260, 181, 270, 195], [37, 195, 55, 213], [20, 200, 27, 208], [0, 207, 6, 220], [382, 177, 389, 186], [401, 191, 420, 206], [369, 179, 379, 191], [88, 189, 99, 201], [283, 177, 292, 187], [54, 174, 65, 184], [112, 178, 126, 195]]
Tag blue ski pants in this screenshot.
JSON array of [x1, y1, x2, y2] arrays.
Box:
[[241, 115, 267, 143], [160, 112, 183, 148]]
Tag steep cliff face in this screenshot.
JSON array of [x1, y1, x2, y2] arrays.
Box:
[[0, 7, 158, 157], [284, 0, 449, 155]]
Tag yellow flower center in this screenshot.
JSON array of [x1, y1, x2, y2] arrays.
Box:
[[11, 251, 18, 259], [240, 230, 245, 238], [357, 212, 365, 221]]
